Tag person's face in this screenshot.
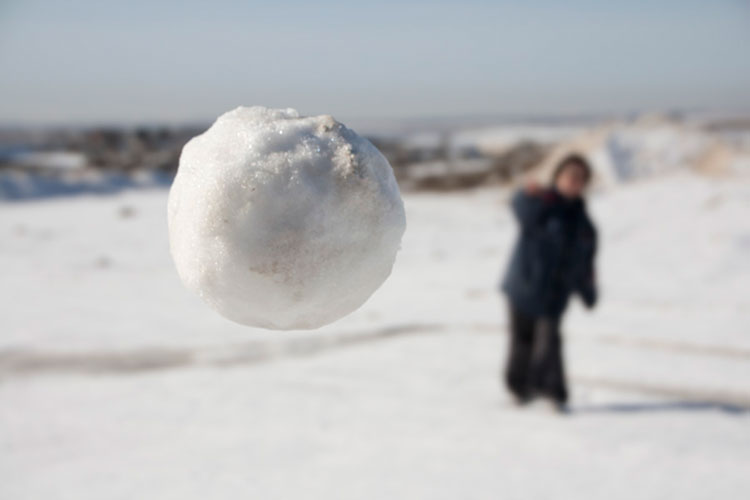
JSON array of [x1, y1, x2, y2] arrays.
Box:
[[555, 163, 588, 199]]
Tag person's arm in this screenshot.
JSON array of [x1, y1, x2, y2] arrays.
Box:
[[510, 183, 546, 228], [576, 221, 598, 308], [578, 266, 597, 308]]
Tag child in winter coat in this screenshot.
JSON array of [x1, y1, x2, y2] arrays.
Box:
[[500, 154, 598, 410]]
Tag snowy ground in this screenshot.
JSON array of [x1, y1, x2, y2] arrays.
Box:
[[1, 172, 749, 499]]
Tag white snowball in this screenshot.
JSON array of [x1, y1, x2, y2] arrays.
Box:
[[168, 106, 406, 330]]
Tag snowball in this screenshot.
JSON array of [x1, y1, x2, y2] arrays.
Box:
[[168, 106, 406, 330]]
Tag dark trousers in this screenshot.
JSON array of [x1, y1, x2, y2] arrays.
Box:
[[504, 303, 568, 403]]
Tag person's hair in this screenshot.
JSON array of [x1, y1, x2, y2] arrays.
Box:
[[551, 154, 592, 185]]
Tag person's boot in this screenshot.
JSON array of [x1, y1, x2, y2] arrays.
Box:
[[545, 386, 569, 414], [550, 398, 570, 414], [510, 390, 533, 406]]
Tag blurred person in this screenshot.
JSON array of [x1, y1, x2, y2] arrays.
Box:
[[500, 154, 598, 411]]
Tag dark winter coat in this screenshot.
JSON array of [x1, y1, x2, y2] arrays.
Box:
[[501, 187, 597, 318]]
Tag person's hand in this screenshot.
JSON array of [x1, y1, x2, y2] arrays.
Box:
[[524, 180, 542, 196], [584, 293, 597, 309], [581, 280, 597, 309]]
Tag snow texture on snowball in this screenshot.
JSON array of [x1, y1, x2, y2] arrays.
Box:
[[168, 106, 406, 330]]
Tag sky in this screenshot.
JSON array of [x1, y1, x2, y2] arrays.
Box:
[[1, 0, 749, 125]]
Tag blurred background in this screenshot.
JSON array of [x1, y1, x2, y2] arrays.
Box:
[[1, 1, 750, 499]]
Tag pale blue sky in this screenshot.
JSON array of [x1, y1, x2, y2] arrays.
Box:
[[1, 0, 749, 124]]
